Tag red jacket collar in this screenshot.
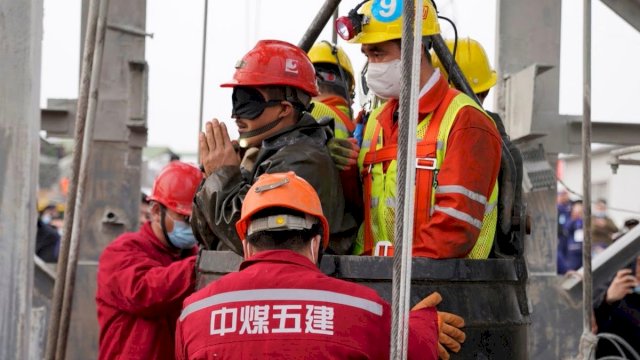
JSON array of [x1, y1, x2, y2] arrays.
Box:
[[418, 74, 450, 116], [319, 95, 349, 108], [239, 249, 320, 272], [377, 74, 450, 129]]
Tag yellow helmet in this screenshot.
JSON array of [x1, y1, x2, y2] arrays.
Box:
[[308, 42, 355, 92], [336, 0, 440, 44], [431, 37, 497, 94], [37, 198, 51, 212], [56, 202, 66, 213]]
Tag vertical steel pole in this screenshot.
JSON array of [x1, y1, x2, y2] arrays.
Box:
[[197, 0, 209, 160], [0, 0, 42, 359], [392, 0, 423, 358], [331, 5, 339, 44], [579, 0, 597, 358], [44, 0, 100, 358], [54, 0, 110, 358], [298, 0, 342, 52]]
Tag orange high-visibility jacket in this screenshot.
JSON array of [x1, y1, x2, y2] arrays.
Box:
[[356, 75, 502, 258]]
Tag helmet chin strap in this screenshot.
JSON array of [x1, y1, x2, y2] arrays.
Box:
[[316, 241, 324, 267], [160, 206, 180, 251], [238, 116, 285, 148]]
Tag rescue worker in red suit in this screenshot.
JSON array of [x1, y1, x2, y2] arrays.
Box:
[[96, 161, 203, 360], [333, 0, 502, 258], [176, 172, 466, 359]]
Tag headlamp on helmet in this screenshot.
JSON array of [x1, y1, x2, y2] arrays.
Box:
[[337, 0, 441, 44], [335, 0, 369, 41]]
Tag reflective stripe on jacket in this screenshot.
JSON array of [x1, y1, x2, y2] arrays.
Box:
[[176, 250, 438, 359], [356, 75, 501, 259]]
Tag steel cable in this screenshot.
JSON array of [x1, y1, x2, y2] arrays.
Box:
[[596, 333, 640, 360], [579, 0, 596, 358], [197, 0, 209, 160], [44, 0, 100, 358], [391, 0, 423, 358], [55, 0, 111, 358]]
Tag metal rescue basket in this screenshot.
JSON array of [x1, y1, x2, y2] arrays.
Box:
[[196, 252, 530, 359]]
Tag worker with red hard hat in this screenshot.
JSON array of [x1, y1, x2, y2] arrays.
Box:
[[96, 161, 203, 360], [178, 172, 463, 359], [191, 39, 357, 256]]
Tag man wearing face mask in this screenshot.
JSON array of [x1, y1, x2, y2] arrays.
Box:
[[177, 172, 457, 359], [191, 39, 357, 256], [335, 0, 502, 258], [96, 161, 203, 360]]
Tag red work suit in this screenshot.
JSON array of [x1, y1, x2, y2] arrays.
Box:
[[373, 75, 502, 258], [96, 222, 196, 360], [176, 250, 438, 359]]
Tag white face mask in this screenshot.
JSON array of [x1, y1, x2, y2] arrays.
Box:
[[366, 59, 402, 99]]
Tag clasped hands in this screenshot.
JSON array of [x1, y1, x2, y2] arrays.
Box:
[[199, 119, 241, 177]]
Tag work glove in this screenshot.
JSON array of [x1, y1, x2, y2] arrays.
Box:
[[327, 137, 360, 171], [437, 311, 465, 359], [412, 292, 466, 360]]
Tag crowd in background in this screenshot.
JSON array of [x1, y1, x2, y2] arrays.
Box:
[[556, 187, 640, 357], [556, 188, 637, 274]]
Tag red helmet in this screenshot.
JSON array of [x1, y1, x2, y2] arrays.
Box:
[[236, 172, 330, 248], [221, 40, 319, 97], [147, 162, 203, 216]]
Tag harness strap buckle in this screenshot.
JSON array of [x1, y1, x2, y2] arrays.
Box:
[[373, 241, 394, 256], [416, 157, 437, 170]]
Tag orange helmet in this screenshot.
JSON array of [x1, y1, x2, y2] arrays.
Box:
[[147, 162, 203, 216], [235, 172, 330, 248], [221, 40, 319, 97]]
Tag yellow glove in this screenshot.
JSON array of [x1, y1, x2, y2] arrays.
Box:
[[327, 138, 359, 171], [411, 292, 466, 360]]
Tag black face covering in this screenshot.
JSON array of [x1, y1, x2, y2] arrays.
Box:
[[237, 117, 286, 145], [232, 87, 283, 120]]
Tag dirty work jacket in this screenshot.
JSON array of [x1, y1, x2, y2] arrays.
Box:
[[192, 114, 357, 255], [96, 222, 196, 360], [176, 250, 438, 360]]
